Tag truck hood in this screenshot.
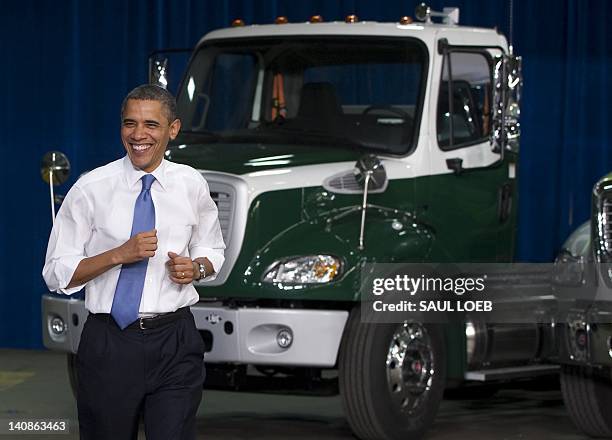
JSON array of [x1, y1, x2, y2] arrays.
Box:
[[166, 140, 361, 175]]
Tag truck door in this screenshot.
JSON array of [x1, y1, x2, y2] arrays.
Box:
[[426, 46, 515, 262]]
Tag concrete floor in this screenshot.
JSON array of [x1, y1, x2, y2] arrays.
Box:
[[0, 349, 589, 440]]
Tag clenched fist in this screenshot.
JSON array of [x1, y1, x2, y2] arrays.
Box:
[[112, 229, 158, 264], [167, 251, 195, 284]]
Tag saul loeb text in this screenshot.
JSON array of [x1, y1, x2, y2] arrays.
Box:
[[370, 274, 491, 313]]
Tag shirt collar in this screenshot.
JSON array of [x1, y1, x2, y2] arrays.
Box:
[[122, 156, 168, 191]]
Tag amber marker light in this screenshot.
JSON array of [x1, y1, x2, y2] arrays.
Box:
[[231, 18, 245, 27], [345, 14, 358, 23], [310, 15, 323, 23], [399, 16, 413, 25], [314, 260, 339, 280], [275, 16, 288, 24]]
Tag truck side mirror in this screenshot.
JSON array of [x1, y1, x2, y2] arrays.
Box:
[[149, 54, 169, 89], [41, 151, 70, 186], [353, 154, 387, 250], [148, 49, 192, 92], [491, 54, 522, 154], [354, 154, 387, 191], [40, 151, 71, 223]]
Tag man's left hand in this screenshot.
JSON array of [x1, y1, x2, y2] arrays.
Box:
[[167, 251, 195, 284]]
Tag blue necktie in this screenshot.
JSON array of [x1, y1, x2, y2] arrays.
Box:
[[111, 174, 156, 329]]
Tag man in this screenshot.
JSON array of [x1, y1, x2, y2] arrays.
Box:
[[43, 84, 225, 440]]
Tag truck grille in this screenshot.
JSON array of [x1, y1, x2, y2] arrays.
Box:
[[199, 173, 247, 286], [210, 191, 232, 244], [601, 196, 612, 254]]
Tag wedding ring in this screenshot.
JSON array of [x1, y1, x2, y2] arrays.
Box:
[[180, 272, 185, 279]]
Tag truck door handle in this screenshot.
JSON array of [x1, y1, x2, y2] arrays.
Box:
[[446, 158, 463, 175], [498, 183, 513, 222]]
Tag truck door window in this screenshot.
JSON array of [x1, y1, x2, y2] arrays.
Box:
[[437, 51, 492, 150]]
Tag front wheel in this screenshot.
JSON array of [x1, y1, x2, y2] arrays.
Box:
[[338, 309, 446, 440], [560, 365, 612, 438]]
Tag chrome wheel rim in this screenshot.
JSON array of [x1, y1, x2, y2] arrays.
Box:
[[385, 322, 435, 414]]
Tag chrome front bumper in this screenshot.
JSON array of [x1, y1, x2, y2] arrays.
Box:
[[41, 294, 349, 367]]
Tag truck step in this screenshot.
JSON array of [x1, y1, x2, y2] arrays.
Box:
[[465, 364, 560, 382]]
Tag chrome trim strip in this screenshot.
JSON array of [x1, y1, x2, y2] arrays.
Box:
[[465, 364, 559, 382]]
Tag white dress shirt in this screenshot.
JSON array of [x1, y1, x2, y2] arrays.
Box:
[[43, 156, 226, 314]]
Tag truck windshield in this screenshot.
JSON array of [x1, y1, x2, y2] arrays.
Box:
[[176, 37, 428, 155]]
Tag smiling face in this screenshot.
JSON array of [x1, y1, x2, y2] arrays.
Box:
[[121, 99, 181, 172]]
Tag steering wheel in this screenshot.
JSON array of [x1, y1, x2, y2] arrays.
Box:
[[362, 105, 411, 120]]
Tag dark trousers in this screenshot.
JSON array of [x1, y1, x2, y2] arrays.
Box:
[[76, 309, 205, 440]]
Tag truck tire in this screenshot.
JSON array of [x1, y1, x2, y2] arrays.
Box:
[[67, 353, 78, 399], [560, 365, 612, 438], [338, 309, 446, 440]]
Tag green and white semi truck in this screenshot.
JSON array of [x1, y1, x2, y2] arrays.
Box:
[[42, 5, 558, 439]]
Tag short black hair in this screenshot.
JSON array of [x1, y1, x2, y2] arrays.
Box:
[[121, 84, 177, 123]]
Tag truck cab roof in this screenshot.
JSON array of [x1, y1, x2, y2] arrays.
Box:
[[199, 21, 508, 51]]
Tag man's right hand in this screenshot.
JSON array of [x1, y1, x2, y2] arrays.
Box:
[[112, 229, 158, 264], [66, 229, 158, 289]]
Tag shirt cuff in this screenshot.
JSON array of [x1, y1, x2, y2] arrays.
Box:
[[47, 255, 87, 295], [191, 248, 225, 282]]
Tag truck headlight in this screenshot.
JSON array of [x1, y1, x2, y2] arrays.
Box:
[[263, 255, 341, 284]]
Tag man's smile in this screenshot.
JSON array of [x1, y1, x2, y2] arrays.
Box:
[[131, 143, 153, 152]]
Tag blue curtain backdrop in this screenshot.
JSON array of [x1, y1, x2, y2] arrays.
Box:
[[0, 0, 609, 348]]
